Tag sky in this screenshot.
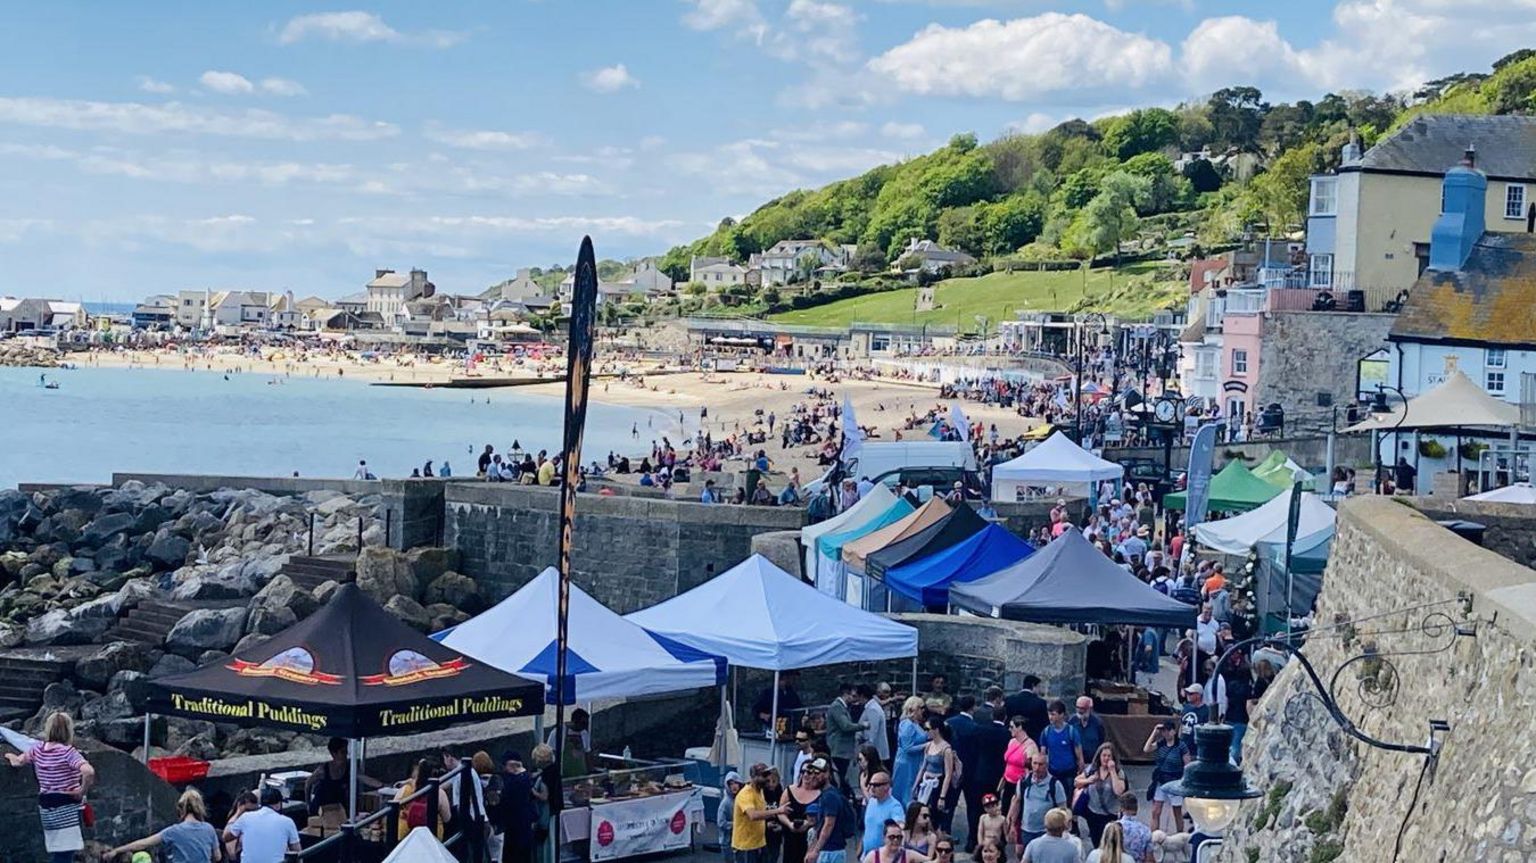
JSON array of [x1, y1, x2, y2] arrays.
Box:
[[2, 1, 1533, 303]]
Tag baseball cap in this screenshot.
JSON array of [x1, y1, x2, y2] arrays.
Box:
[[723, 771, 744, 785], [982, 793, 999, 806], [804, 757, 830, 773], [1184, 684, 1203, 694], [1157, 719, 1177, 730]]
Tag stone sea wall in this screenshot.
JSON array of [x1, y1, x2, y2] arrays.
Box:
[[1217, 496, 1536, 861], [443, 483, 805, 611]]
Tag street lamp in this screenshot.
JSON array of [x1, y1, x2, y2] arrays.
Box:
[[1167, 724, 1261, 833], [1074, 312, 1110, 442], [1371, 383, 1408, 493]]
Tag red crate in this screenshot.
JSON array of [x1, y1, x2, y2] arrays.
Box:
[[148, 756, 210, 784]]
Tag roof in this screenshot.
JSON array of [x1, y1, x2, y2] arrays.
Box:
[[1359, 114, 1536, 179], [1344, 369, 1519, 430], [368, 272, 410, 289], [1391, 232, 1536, 348], [1163, 460, 1284, 512], [336, 291, 369, 305], [696, 262, 747, 274]]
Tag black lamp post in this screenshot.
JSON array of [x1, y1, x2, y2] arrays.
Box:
[[1166, 724, 1262, 833], [1370, 383, 1408, 493], [1073, 312, 1109, 442]]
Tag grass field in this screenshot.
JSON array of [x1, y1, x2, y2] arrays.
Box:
[[768, 262, 1185, 329]]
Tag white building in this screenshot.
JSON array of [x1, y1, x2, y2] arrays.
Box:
[[366, 268, 432, 327], [757, 239, 852, 286], [894, 238, 977, 274]]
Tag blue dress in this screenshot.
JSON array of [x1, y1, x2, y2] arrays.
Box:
[[891, 718, 927, 806]]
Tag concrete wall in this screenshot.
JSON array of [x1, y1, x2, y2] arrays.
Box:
[[1105, 435, 1374, 473], [1217, 496, 1536, 861], [1253, 311, 1396, 437], [1407, 497, 1536, 572], [0, 741, 179, 860], [443, 483, 805, 611]]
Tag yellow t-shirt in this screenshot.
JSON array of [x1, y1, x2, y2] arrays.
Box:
[[732, 785, 768, 851], [538, 461, 556, 486]]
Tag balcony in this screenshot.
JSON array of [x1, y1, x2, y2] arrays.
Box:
[[1265, 273, 1408, 314]]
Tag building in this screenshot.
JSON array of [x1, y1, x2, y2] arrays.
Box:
[[622, 260, 674, 296], [484, 269, 544, 303], [365, 268, 432, 326], [893, 238, 977, 275], [757, 239, 852, 286], [0, 297, 87, 332], [266, 291, 302, 329], [690, 259, 748, 289], [131, 295, 176, 329], [689, 256, 730, 283], [1306, 115, 1536, 304], [335, 292, 368, 314], [174, 290, 209, 329]]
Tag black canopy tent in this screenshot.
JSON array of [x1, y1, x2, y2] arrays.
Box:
[[865, 503, 987, 610], [948, 527, 1194, 627], [139, 582, 544, 817]]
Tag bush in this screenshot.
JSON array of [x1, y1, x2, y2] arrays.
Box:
[[1418, 439, 1448, 458]]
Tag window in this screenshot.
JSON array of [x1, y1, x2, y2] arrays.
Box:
[[1233, 349, 1249, 375], [1196, 350, 1218, 380], [1507, 184, 1527, 220], [1488, 371, 1506, 394], [1488, 347, 1507, 369], [1309, 254, 1334, 288], [1310, 178, 1337, 216]]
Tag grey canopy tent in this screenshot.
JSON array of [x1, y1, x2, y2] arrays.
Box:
[[948, 527, 1194, 626]]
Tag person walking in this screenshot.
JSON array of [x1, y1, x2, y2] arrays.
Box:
[[861, 820, 931, 863], [969, 697, 1010, 854], [498, 751, 537, 863], [1073, 744, 1127, 846], [891, 697, 927, 807], [1004, 676, 1049, 742], [1020, 808, 1078, 863], [803, 758, 853, 863], [911, 717, 957, 832], [944, 695, 980, 846], [1113, 795, 1153, 863], [1067, 698, 1105, 770], [857, 772, 905, 860], [1085, 822, 1133, 863], [827, 684, 870, 795], [6, 712, 96, 863], [901, 803, 936, 856], [860, 683, 892, 765], [223, 787, 300, 863], [104, 789, 219, 863], [1142, 722, 1191, 835], [779, 760, 821, 863], [1006, 753, 1065, 851], [1036, 702, 1083, 797]]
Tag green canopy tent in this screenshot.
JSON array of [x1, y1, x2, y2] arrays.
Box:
[[1252, 450, 1316, 491], [1164, 460, 1285, 512]]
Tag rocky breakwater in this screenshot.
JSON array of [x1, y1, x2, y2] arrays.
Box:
[[0, 342, 61, 368], [0, 483, 457, 760]]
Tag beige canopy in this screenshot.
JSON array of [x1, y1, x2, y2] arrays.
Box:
[[1345, 370, 1520, 432], [841, 498, 950, 572]]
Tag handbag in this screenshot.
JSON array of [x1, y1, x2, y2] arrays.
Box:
[[81, 803, 95, 829]]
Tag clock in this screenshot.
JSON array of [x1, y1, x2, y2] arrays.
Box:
[[1154, 397, 1179, 424]]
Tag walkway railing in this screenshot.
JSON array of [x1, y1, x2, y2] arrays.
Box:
[[284, 757, 483, 863]]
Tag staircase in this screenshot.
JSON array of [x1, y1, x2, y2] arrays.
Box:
[[278, 554, 358, 593], [105, 600, 206, 646], [0, 653, 72, 722]]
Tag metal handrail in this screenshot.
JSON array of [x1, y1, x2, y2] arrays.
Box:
[[283, 758, 483, 863]]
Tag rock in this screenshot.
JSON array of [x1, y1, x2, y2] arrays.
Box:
[[247, 606, 296, 636], [250, 574, 317, 619], [95, 717, 156, 749], [113, 577, 158, 610], [384, 595, 432, 631], [406, 547, 458, 586], [51, 557, 75, 579], [171, 562, 260, 601], [0, 621, 23, 648], [107, 670, 146, 695], [357, 547, 419, 604], [313, 580, 342, 604], [148, 654, 197, 678], [146, 533, 191, 569], [41, 679, 84, 713], [81, 690, 134, 722], [424, 571, 481, 612], [25, 607, 112, 645], [53, 487, 104, 515], [75, 641, 151, 689], [175, 733, 220, 761], [197, 650, 230, 666], [82, 511, 137, 546], [133, 504, 172, 535], [166, 607, 248, 653], [223, 727, 294, 755], [313, 494, 355, 517], [426, 603, 469, 632], [232, 632, 272, 654]]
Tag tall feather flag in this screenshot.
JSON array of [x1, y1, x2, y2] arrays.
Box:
[[949, 401, 971, 440], [840, 394, 864, 462]]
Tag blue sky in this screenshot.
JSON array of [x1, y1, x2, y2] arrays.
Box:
[[1, 0, 1529, 302]]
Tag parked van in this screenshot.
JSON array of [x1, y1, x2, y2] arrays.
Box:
[[807, 441, 979, 495]]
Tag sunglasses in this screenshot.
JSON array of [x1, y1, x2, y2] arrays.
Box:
[[795, 738, 810, 743], [869, 780, 889, 787], [935, 848, 954, 854], [885, 835, 904, 843]]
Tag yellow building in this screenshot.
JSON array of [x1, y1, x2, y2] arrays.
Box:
[[1306, 115, 1536, 305]]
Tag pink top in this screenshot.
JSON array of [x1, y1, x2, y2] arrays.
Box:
[[1003, 739, 1029, 784]]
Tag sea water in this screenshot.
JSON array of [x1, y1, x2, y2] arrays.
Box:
[[1, 366, 686, 488]]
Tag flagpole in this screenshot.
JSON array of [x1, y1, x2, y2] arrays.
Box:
[[552, 237, 599, 857]]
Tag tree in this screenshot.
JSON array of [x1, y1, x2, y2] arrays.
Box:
[[849, 242, 888, 273], [1102, 108, 1180, 160], [980, 193, 1046, 255], [1247, 142, 1325, 231], [1057, 167, 1104, 210], [1069, 171, 1149, 261], [657, 245, 692, 283], [937, 206, 986, 257], [1207, 86, 1268, 151], [1182, 158, 1224, 194], [1258, 101, 1315, 155]]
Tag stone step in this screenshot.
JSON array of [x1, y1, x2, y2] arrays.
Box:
[[0, 682, 47, 699], [0, 665, 63, 684], [0, 657, 72, 676], [108, 623, 172, 644], [0, 695, 38, 711]]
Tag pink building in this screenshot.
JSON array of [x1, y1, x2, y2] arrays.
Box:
[[1220, 312, 1263, 426]]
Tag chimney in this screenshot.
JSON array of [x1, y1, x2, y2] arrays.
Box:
[[1427, 152, 1487, 272], [375, 269, 392, 279], [1341, 133, 1363, 166], [409, 268, 429, 299]]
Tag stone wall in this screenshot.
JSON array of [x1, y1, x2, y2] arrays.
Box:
[[1254, 311, 1396, 437], [443, 483, 804, 610], [1407, 497, 1536, 572], [1216, 496, 1536, 861], [0, 740, 179, 860], [1104, 435, 1373, 473]]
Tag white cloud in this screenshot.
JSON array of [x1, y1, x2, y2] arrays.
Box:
[[278, 11, 465, 48], [424, 125, 545, 150], [260, 77, 308, 97], [776, 0, 861, 64], [581, 64, 640, 93], [1006, 112, 1058, 134], [136, 76, 174, 94], [200, 70, 255, 95], [639, 135, 667, 150], [880, 121, 925, 139], [680, 0, 764, 33], [870, 13, 1174, 102], [0, 96, 399, 141]]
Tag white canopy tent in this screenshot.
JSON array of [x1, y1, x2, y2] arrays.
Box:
[[990, 431, 1124, 502], [800, 484, 899, 594], [626, 554, 918, 761], [1345, 370, 1520, 432], [1191, 487, 1337, 555], [436, 567, 726, 703], [1465, 482, 1536, 503], [382, 828, 459, 863]]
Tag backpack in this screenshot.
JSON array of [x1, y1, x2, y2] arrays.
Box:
[[1020, 775, 1059, 807]]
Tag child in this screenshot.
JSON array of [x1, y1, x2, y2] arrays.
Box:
[[977, 793, 1006, 850], [718, 771, 744, 861]]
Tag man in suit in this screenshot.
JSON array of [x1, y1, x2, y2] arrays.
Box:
[[826, 681, 868, 794], [944, 695, 979, 844], [968, 689, 1011, 852], [1004, 675, 1050, 741]]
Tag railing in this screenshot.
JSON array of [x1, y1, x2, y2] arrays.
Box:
[[1266, 281, 1407, 314], [285, 757, 482, 863]]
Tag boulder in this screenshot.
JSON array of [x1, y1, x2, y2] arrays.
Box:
[[146, 533, 191, 569], [51, 557, 76, 579], [75, 641, 151, 689], [133, 505, 172, 535], [232, 633, 272, 655], [25, 607, 113, 645], [53, 487, 104, 515], [148, 653, 197, 679], [406, 547, 458, 586], [175, 734, 221, 761], [249, 574, 317, 620], [107, 670, 146, 695], [0, 621, 23, 649], [41, 679, 84, 713], [247, 605, 297, 636], [356, 547, 418, 604], [425, 603, 470, 632], [313, 494, 355, 517], [166, 607, 248, 653], [383, 595, 432, 632], [223, 727, 294, 755], [165, 717, 216, 751], [81, 690, 135, 723], [424, 571, 481, 612], [113, 577, 159, 610], [197, 650, 230, 666], [313, 580, 342, 604], [81, 511, 137, 546], [95, 716, 159, 749], [171, 562, 259, 601]]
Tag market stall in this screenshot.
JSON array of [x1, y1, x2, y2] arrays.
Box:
[[1189, 487, 1336, 555], [1255, 528, 1333, 633], [801, 484, 899, 593], [862, 504, 989, 611], [626, 554, 918, 779], [813, 496, 915, 600], [1163, 460, 1284, 512], [558, 756, 705, 862], [872, 522, 1033, 611], [1465, 482, 1536, 503], [839, 498, 951, 605], [1252, 450, 1317, 490], [989, 431, 1123, 502]]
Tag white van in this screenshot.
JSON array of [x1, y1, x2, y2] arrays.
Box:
[[807, 441, 979, 495]]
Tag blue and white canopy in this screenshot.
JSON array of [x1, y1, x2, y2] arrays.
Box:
[[435, 567, 726, 704]]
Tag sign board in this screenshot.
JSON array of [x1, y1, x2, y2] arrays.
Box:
[[589, 788, 704, 861], [1356, 349, 1389, 399], [915, 287, 936, 312]]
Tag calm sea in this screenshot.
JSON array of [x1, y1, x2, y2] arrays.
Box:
[[1, 366, 685, 489]]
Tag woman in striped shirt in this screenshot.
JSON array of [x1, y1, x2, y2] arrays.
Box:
[[5, 712, 97, 863]]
